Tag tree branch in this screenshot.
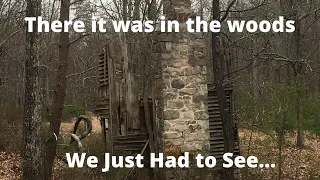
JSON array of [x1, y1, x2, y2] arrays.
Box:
[[70, 133, 84, 151], [220, 0, 237, 22], [299, 7, 320, 21], [66, 66, 95, 78], [220, 0, 269, 13], [0, 28, 22, 48], [69, 33, 91, 47], [70, 0, 84, 5], [69, 115, 92, 145]]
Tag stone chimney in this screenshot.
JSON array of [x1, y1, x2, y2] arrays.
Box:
[[154, 0, 210, 179]]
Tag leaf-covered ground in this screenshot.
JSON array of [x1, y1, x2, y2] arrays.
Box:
[[239, 129, 320, 180], [0, 128, 319, 179], [0, 152, 20, 180]]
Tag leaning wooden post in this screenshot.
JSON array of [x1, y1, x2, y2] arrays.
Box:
[[105, 44, 114, 154]]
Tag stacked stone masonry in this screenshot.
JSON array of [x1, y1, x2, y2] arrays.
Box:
[[155, 0, 211, 179]]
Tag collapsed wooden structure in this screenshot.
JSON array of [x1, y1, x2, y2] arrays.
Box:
[[95, 42, 240, 167], [95, 43, 152, 156]]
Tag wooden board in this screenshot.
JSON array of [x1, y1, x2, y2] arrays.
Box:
[[98, 52, 108, 86], [113, 133, 149, 156], [208, 84, 240, 169]]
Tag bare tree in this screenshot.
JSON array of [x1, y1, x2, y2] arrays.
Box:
[[44, 0, 70, 178], [23, 0, 44, 179]]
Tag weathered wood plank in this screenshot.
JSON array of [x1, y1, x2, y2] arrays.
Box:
[[208, 85, 241, 164]]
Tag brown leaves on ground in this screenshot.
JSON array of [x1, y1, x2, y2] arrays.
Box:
[[0, 152, 70, 180], [1, 128, 319, 179], [0, 152, 20, 180], [239, 129, 320, 180], [0, 112, 102, 180]]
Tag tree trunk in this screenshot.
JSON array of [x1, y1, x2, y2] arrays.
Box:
[[44, 0, 70, 179], [212, 0, 234, 179], [281, 0, 305, 149], [295, 76, 304, 148], [23, 0, 44, 179], [294, 17, 304, 148]]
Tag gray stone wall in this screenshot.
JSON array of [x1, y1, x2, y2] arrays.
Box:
[[154, 0, 210, 179]]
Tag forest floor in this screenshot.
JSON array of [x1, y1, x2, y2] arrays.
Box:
[[239, 130, 320, 179], [0, 112, 103, 180], [58, 111, 101, 134], [0, 120, 320, 179]]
